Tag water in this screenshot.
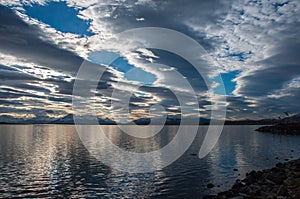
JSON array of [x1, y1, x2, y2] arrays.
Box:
[[0, 125, 299, 198]]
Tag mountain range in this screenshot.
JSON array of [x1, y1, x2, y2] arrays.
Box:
[[0, 113, 299, 125]]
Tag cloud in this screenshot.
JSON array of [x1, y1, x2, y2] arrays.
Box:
[[0, 0, 300, 121], [234, 42, 300, 98], [0, 5, 84, 74]]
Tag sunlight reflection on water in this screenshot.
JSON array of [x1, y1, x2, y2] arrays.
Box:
[[0, 125, 299, 198]]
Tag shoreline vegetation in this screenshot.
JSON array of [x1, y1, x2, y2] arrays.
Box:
[[204, 157, 300, 199]]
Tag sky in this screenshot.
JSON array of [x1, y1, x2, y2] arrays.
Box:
[[0, 0, 299, 122]]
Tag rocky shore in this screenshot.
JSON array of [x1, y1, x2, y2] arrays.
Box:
[[256, 122, 300, 135], [204, 158, 300, 199]]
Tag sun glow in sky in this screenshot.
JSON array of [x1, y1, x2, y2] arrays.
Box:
[[0, 0, 300, 122]]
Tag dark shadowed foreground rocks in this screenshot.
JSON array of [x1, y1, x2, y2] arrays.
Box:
[[204, 158, 300, 199]]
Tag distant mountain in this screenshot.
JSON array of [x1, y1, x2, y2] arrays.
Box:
[[133, 116, 210, 125], [1, 113, 299, 125], [0, 114, 116, 124], [52, 114, 74, 124], [133, 118, 151, 125], [52, 114, 116, 125], [282, 113, 300, 122], [132, 117, 182, 125], [256, 114, 300, 135], [225, 113, 300, 125]]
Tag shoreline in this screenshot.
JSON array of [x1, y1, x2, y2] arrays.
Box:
[[0, 123, 272, 125], [204, 157, 300, 198], [256, 122, 300, 135]]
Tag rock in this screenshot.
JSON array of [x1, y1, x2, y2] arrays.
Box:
[[293, 172, 300, 178], [232, 196, 244, 199], [219, 191, 235, 198], [266, 171, 287, 184], [294, 187, 300, 198], [232, 180, 243, 191], [293, 178, 300, 186], [276, 162, 285, 168], [254, 189, 262, 196], [277, 185, 288, 196], [294, 159, 300, 168], [265, 179, 276, 185], [207, 183, 215, 189], [202, 195, 216, 199], [266, 195, 275, 199], [240, 186, 252, 195], [205, 157, 300, 198]]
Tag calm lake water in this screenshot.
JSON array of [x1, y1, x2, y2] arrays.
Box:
[[0, 125, 299, 198]]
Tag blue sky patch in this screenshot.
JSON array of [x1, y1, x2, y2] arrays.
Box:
[[89, 51, 157, 86], [229, 52, 245, 61], [213, 71, 239, 96], [24, 1, 93, 36]]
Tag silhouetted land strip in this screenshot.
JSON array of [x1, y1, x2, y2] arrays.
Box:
[[204, 157, 300, 199], [0, 119, 278, 125], [256, 122, 300, 135], [0, 113, 299, 126]]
